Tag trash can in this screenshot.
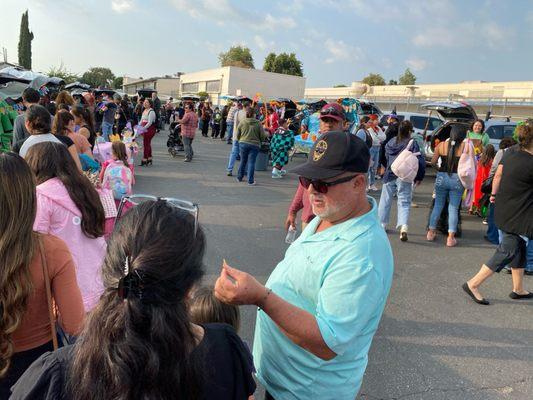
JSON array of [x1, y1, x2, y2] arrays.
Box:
[[255, 143, 270, 171]]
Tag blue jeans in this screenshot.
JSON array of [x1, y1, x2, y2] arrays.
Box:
[[378, 178, 413, 228], [527, 239, 533, 272], [429, 172, 464, 233], [227, 140, 240, 172], [101, 121, 113, 141], [486, 203, 499, 244], [237, 142, 260, 184], [226, 123, 234, 142], [368, 146, 380, 186]]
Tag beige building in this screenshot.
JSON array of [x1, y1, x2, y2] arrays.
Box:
[[179, 66, 306, 104], [305, 80, 533, 120], [122, 76, 180, 98]]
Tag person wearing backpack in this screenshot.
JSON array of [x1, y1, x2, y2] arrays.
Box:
[[25, 142, 107, 312], [354, 116, 373, 149], [427, 125, 471, 247], [100, 141, 135, 205], [378, 120, 425, 242]]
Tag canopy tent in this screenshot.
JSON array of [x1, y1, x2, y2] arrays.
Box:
[[65, 81, 91, 91]]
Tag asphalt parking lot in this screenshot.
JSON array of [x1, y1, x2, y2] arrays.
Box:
[[134, 131, 533, 400]]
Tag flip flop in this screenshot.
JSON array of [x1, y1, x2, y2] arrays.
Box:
[[462, 283, 490, 305]]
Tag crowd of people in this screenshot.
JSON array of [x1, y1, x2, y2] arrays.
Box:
[[0, 82, 532, 399]]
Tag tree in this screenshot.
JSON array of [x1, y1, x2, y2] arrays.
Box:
[[263, 53, 276, 72], [18, 10, 34, 69], [112, 76, 124, 89], [81, 67, 116, 88], [46, 63, 79, 84], [361, 73, 386, 86], [334, 84, 347, 88], [388, 79, 398, 85], [197, 91, 209, 100], [399, 68, 416, 85], [263, 52, 303, 76], [218, 46, 254, 69]]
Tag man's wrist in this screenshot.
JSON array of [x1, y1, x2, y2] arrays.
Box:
[[256, 287, 273, 309]]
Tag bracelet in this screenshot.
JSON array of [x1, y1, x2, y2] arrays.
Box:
[[258, 288, 272, 310]]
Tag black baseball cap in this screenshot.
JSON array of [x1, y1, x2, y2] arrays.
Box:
[[291, 131, 370, 179]]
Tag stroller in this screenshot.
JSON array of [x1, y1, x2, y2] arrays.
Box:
[[167, 122, 184, 157]]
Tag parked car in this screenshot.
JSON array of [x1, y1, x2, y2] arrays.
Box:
[[380, 112, 443, 137], [484, 120, 517, 148], [422, 101, 478, 162]]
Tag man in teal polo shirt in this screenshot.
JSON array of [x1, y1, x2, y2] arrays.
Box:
[[215, 131, 394, 400]]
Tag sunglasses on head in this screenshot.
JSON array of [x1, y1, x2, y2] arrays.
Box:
[[116, 194, 199, 236], [299, 174, 359, 194], [320, 106, 343, 118]]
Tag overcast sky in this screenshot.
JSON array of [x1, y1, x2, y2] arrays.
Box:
[[1, 0, 532, 87]]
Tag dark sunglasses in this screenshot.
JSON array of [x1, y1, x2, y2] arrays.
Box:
[[299, 175, 359, 194]]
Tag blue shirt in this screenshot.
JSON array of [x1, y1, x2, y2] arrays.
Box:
[[253, 198, 394, 400]]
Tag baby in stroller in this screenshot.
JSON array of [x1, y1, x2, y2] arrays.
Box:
[[167, 109, 184, 157]]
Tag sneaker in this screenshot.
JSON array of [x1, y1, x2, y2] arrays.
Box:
[[400, 225, 408, 242], [482, 218, 488, 225], [248, 181, 256, 186], [227, 171, 233, 176], [235, 177, 243, 183], [280, 169, 287, 176], [184, 158, 191, 162], [272, 173, 282, 179], [369, 184, 378, 191]]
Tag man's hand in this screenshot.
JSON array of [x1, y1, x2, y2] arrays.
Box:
[[215, 261, 267, 306], [285, 213, 296, 231]]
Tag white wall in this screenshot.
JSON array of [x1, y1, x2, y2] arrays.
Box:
[[226, 67, 305, 101]]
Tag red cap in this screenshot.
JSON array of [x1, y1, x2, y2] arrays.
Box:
[[319, 102, 345, 122]]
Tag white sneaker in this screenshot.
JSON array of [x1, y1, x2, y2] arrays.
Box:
[[248, 181, 256, 186], [400, 225, 408, 242], [272, 173, 282, 179], [369, 184, 378, 191], [280, 169, 287, 176]]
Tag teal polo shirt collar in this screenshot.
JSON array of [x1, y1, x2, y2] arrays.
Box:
[[301, 197, 378, 243]]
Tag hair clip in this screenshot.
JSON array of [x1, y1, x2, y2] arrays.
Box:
[[124, 256, 130, 276]]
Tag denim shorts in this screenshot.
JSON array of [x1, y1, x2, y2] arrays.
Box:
[[486, 231, 527, 272]]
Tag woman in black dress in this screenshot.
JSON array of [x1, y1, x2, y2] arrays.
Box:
[[11, 200, 256, 400]]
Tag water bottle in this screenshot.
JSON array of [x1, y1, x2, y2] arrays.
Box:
[[285, 225, 297, 244]]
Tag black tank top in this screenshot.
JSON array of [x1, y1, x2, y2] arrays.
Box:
[[438, 155, 459, 173]]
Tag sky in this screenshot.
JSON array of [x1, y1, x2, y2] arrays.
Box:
[[1, 0, 532, 87]]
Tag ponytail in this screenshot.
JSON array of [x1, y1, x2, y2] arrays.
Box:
[[447, 125, 467, 173]]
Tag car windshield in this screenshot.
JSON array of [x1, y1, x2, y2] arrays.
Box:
[[411, 116, 442, 131]]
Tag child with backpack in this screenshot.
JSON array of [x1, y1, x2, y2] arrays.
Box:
[[211, 107, 222, 138], [100, 141, 134, 206]]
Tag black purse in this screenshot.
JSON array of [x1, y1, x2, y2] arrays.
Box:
[[481, 175, 493, 194]]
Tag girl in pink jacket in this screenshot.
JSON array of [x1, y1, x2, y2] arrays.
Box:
[[26, 142, 107, 311]]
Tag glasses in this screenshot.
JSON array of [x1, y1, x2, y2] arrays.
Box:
[[299, 175, 359, 194], [116, 194, 199, 236], [320, 106, 343, 118]]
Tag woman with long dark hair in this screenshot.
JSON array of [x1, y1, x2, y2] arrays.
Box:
[[71, 105, 96, 148], [11, 201, 256, 399], [0, 153, 84, 398], [427, 125, 470, 247], [26, 142, 106, 311], [139, 98, 157, 166], [378, 120, 425, 241], [52, 110, 93, 159]]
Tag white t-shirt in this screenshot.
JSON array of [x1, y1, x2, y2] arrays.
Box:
[[19, 133, 62, 158]]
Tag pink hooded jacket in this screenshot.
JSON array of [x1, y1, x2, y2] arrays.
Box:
[[34, 178, 106, 311]]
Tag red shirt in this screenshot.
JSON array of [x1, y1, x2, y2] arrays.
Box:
[[288, 183, 314, 223]]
